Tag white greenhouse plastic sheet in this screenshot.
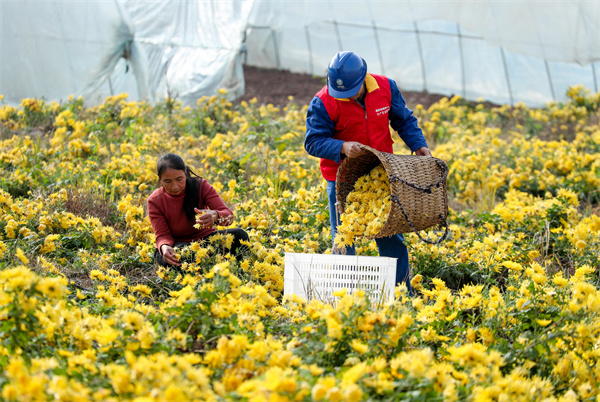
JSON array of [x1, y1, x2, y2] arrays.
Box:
[[1, 1, 136, 105], [1, 0, 253, 107], [1, 0, 599, 108], [244, 0, 600, 107]]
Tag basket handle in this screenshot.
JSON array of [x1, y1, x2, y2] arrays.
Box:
[[390, 194, 449, 245], [357, 144, 449, 193], [387, 157, 449, 194]]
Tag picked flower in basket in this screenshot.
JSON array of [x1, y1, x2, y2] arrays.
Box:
[[335, 144, 449, 246]]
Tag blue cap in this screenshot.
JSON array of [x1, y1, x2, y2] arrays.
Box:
[[327, 51, 367, 98]]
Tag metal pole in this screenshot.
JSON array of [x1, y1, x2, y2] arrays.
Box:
[[271, 29, 281, 69], [500, 47, 514, 106], [372, 20, 385, 76], [457, 23, 466, 98], [545, 59, 556, 101], [333, 20, 343, 50], [592, 62, 598, 93], [413, 21, 427, 91], [305, 25, 314, 75]]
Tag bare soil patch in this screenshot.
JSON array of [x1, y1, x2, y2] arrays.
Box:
[[239, 65, 447, 110]]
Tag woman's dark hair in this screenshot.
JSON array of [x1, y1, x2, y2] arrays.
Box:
[[156, 153, 202, 223]]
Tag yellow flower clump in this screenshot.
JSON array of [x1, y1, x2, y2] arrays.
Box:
[[1, 86, 600, 401], [334, 165, 390, 248]]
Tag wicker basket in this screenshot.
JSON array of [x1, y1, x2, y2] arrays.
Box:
[[335, 145, 449, 244]]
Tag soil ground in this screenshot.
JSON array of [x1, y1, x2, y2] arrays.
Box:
[[239, 65, 447, 110]]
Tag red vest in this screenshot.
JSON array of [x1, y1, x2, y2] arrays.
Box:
[[316, 74, 394, 181]]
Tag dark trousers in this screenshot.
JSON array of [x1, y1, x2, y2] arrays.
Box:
[[154, 228, 249, 267]]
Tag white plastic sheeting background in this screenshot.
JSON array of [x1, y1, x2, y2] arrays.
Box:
[[1, 1, 136, 105], [1, 0, 599, 107], [1, 0, 253, 107], [244, 0, 600, 107], [119, 0, 253, 105]]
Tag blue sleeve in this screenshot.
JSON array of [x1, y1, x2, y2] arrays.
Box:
[[388, 78, 428, 152], [304, 97, 345, 164]]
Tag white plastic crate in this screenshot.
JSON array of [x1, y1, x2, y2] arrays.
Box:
[[284, 253, 397, 305]]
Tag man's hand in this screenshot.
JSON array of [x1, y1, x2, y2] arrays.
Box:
[[161, 244, 181, 266], [341, 141, 368, 158], [414, 146, 432, 157]]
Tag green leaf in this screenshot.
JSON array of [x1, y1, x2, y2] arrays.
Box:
[[239, 152, 254, 166]]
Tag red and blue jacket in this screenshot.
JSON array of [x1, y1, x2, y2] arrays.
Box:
[[304, 73, 428, 181]]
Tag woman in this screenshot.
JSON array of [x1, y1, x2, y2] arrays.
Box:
[[147, 153, 249, 267]]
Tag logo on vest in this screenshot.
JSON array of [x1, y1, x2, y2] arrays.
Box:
[[376, 106, 390, 116]]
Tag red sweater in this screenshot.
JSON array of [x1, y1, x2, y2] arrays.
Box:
[[147, 179, 234, 253]]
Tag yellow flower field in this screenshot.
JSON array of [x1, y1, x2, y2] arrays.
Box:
[[0, 86, 599, 401]]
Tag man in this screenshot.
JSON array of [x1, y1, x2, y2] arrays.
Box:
[[304, 51, 431, 292]]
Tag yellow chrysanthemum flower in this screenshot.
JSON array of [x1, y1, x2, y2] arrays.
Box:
[[334, 165, 390, 247]]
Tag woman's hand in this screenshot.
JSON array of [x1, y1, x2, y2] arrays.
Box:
[[194, 208, 217, 229], [161, 244, 180, 266]]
